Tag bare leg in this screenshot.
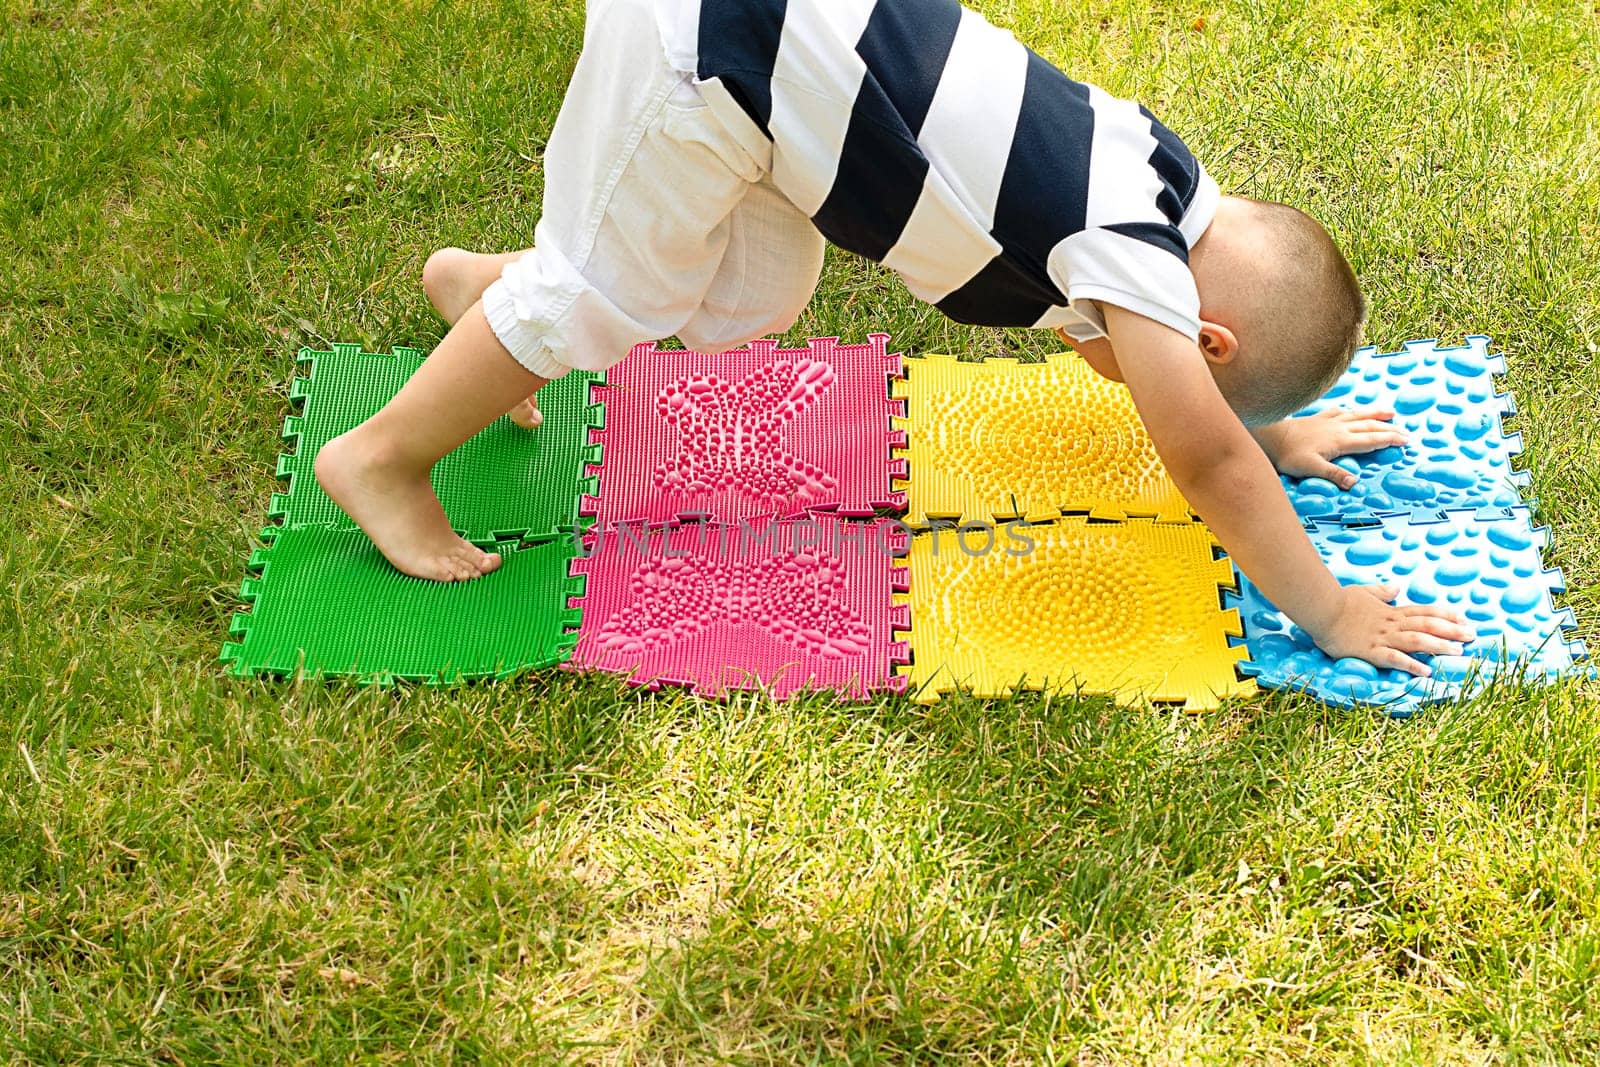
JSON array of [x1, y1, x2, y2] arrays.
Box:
[[422, 248, 545, 429], [315, 300, 550, 581], [422, 248, 528, 325]]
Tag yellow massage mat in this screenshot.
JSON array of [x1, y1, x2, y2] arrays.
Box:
[[900, 515, 1253, 710], [893, 351, 1190, 525]]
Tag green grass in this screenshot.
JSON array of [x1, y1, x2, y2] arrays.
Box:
[[3, 0, 1599, 1060]]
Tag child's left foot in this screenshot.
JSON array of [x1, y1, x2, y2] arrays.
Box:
[[315, 431, 503, 582]]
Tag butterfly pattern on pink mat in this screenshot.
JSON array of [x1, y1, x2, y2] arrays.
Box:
[[593, 553, 871, 660], [653, 359, 839, 508]]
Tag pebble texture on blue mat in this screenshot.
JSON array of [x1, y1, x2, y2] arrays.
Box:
[[1282, 336, 1528, 524], [1230, 508, 1587, 713]]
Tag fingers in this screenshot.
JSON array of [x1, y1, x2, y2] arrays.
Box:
[[1312, 408, 1408, 452], [1395, 632, 1467, 657], [1398, 606, 1475, 643], [1319, 407, 1396, 423], [1309, 459, 1359, 490], [1365, 629, 1467, 677], [1359, 606, 1477, 676], [1354, 593, 1474, 636], [1328, 429, 1408, 456], [1348, 425, 1409, 443], [1330, 585, 1479, 678], [1365, 646, 1432, 677]]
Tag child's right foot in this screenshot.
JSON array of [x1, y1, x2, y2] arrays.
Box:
[[315, 432, 502, 582]]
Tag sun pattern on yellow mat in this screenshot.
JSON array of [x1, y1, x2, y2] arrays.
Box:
[[901, 516, 1255, 709], [893, 352, 1191, 525]]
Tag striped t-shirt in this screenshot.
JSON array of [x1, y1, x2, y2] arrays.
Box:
[[651, 0, 1220, 342]]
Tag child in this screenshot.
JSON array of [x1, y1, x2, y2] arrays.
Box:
[[316, 0, 1473, 676]]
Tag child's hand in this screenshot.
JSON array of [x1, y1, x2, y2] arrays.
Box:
[[1096, 303, 1470, 680], [1308, 583, 1474, 676], [1258, 408, 1407, 488]]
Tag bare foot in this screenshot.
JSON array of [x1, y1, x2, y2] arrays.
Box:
[[508, 397, 543, 429], [315, 432, 502, 582]]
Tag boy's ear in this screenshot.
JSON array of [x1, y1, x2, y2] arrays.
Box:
[[1197, 321, 1239, 366]]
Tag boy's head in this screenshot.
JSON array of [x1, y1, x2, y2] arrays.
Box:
[[1189, 196, 1366, 426]]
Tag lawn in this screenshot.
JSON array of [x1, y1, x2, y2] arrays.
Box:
[[3, 0, 1600, 1061]]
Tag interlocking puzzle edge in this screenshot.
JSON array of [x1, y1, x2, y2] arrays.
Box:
[[895, 514, 1256, 710], [579, 333, 908, 525], [220, 529, 583, 685], [564, 515, 911, 701], [892, 351, 1196, 527], [1290, 335, 1531, 527], [1229, 505, 1592, 714]]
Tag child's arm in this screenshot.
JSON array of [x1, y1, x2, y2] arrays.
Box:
[[1099, 303, 1473, 676], [1252, 409, 1408, 489]]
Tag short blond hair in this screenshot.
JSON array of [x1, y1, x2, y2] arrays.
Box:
[[1217, 199, 1365, 425]]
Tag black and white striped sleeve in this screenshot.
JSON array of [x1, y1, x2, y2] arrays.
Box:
[[1043, 89, 1220, 342]]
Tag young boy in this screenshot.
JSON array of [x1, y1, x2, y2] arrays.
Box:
[[316, 0, 1473, 676]]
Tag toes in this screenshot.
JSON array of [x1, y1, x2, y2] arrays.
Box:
[[429, 550, 471, 583], [432, 544, 500, 582], [509, 398, 543, 430], [416, 559, 458, 582]]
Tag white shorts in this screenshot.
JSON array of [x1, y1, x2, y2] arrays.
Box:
[[481, 0, 826, 379]]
